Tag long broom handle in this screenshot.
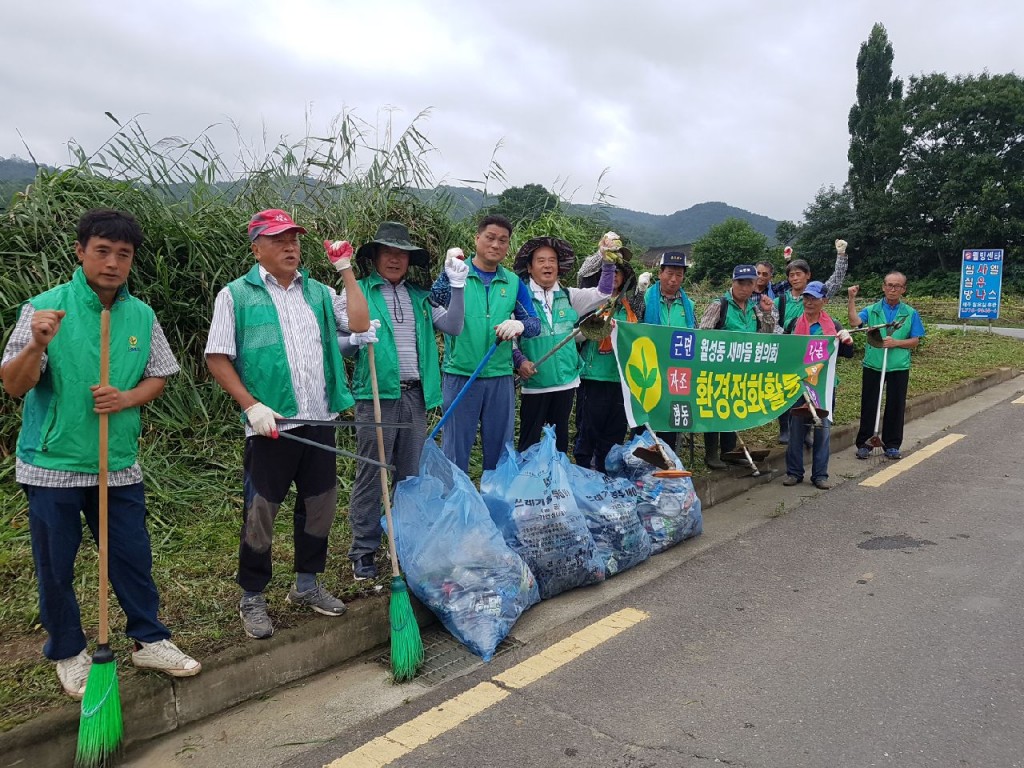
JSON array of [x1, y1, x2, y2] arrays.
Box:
[[873, 347, 888, 435], [367, 345, 401, 579], [98, 310, 110, 646]]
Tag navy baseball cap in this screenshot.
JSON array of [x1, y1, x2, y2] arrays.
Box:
[[802, 280, 827, 299], [658, 251, 690, 268], [731, 264, 757, 281]]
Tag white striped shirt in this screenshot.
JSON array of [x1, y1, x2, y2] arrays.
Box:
[[2, 303, 180, 487], [205, 266, 343, 436], [337, 280, 448, 382]]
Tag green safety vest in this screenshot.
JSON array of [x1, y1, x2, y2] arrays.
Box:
[[775, 290, 805, 330], [227, 265, 353, 416], [443, 264, 520, 378], [863, 301, 915, 372], [717, 293, 759, 332], [17, 267, 155, 473], [520, 287, 581, 389], [350, 272, 443, 408], [581, 302, 635, 382]]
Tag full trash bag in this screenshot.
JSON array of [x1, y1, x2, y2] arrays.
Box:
[[482, 426, 605, 599], [605, 431, 703, 554], [566, 463, 652, 576], [391, 440, 540, 661]]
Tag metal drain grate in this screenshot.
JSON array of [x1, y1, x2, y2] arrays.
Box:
[[377, 627, 522, 687]]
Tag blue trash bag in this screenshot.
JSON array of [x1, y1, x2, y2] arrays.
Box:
[[481, 426, 605, 599], [606, 432, 703, 554], [566, 462, 652, 576], [391, 440, 540, 661]]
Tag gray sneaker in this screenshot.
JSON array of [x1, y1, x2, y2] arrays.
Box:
[[286, 582, 347, 616], [239, 593, 274, 639]]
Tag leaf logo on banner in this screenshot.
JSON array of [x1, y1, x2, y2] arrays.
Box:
[[626, 338, 662, 412]]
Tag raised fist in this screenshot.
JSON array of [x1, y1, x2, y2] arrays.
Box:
[[637, 272, 652, 292], [835, 239, 848, 256], [30, 309, 66, 348], [444, 252, 469, 288], [324, 240, 354, 272], [847, 285, 860, 300], [783, 246, 793, 262], [599, 231, 623, 262]]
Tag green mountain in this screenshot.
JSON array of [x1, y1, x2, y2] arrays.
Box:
[[413, 185, 779, 247]]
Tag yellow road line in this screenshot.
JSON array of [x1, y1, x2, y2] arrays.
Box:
[[1013, 394, 1024, 404], [859, 433, 966, 487], [325, 607, 649, 768]]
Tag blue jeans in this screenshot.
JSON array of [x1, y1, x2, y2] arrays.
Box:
[[440, 374, 515, 472], [25, 483, 170, 661], [785, 414, 832, 484]]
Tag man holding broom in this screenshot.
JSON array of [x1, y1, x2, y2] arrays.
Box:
[[336, 222, 467, 581], [205, 209, 370, 640], [1, 208, 201, 700]]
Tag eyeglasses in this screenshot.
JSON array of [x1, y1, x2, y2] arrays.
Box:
[[883, 282, 906, 289]]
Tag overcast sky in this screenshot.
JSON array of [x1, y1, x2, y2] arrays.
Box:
[[2, 0, 1019, 222]]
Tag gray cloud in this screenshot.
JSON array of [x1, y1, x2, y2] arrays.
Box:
[[3, 0, 1020, 222]]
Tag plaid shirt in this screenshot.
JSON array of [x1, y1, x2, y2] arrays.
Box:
[[2, 303, 180, 487]]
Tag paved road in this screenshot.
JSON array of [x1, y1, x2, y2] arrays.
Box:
[[934, 323, 1024, 339], [124, 378, 1024, 768]]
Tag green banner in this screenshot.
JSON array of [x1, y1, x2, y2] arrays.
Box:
[[611, 323, 838, 432]]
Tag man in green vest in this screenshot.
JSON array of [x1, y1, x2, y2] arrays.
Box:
[[774, 240, 850, 446], [511, 236, 615, 453], [633, 250, 697, 454], [697, 264, 781, 468], [337, 222, 467, 581], [1, 208, 201, 699], [848, 275, 926, 460], [430, 214, 541, 472], [205, 209, 370, 639]]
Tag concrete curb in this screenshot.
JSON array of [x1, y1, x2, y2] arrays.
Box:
[[1, 366, 1018, 767]]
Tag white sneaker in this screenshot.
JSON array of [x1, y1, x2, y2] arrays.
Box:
[[56, 650, 92, 700], [131, 639, 202, 678]]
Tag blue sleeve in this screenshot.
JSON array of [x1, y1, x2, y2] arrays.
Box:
[[430, 272, 452, 308], [909, 309, 926, 338], [858, 308, 869, 325], [514, 280, 541, 338]]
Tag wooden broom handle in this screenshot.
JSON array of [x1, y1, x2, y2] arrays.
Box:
[[366, 345, 401, 578], [98, 310, 110, 645]]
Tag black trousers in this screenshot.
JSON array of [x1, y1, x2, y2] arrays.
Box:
[[573, 379, 627, 473], [855, 367, 910, 450], [518, 387, 576, 454], [239, 425, 338, 593]]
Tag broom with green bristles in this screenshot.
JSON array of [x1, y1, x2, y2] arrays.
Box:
[[367, 344, 423, 681], [75, 309, 123, 768]]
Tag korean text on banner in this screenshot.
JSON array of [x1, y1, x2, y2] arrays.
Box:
[[610, 323, 838, 433]]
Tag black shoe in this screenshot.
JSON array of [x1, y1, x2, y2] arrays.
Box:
[[782, 475, 802, 486], [352, 554, 378, 581]]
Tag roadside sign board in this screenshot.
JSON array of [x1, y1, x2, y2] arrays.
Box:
[[958, 249, 1003, 320]]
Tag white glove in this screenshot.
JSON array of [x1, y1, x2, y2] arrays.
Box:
[[837, 329, 852, 344], [599, 231, 623, 262], [444, 252, 469, 288], [349, 319, 381, 346], [637, 272, 652, 292], [324, 240, 354, 272], [835, 239, 848, 256], [244, 402, 281, 438], [494, 319, 525, 340], [783, 246, 794, 261]]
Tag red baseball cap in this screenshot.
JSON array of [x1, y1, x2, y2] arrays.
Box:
[[247, 209, 307, 242]]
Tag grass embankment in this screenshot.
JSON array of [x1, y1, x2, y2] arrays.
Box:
[[0, 326, 1020, 732]]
